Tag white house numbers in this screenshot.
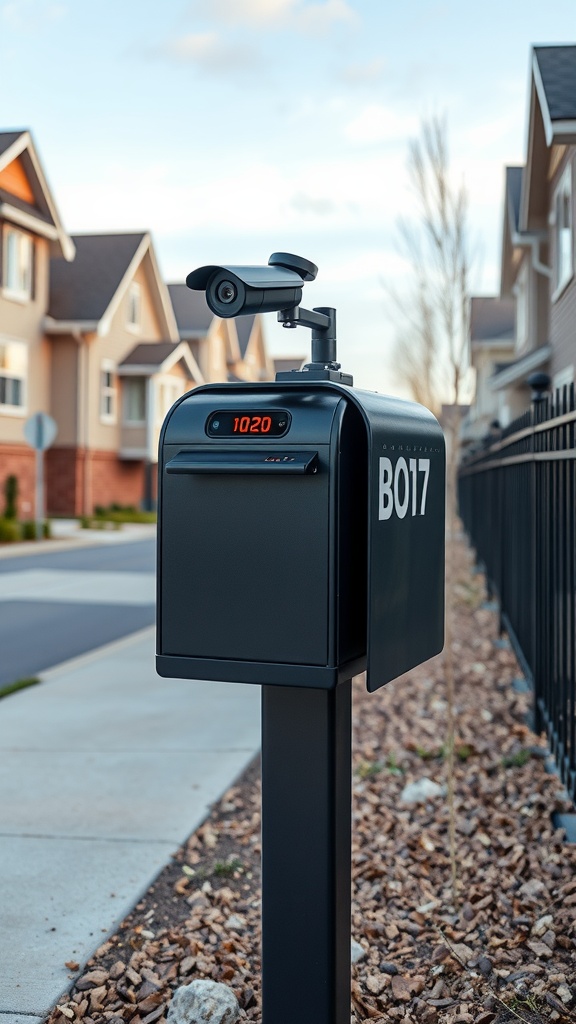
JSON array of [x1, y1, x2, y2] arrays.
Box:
[[378, 453, 432, 521]]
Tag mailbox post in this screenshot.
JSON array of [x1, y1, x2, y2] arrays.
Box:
[[157, 254, 445, 1024]]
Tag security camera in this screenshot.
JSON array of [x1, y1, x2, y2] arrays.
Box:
[[186, 252, 318, 318]]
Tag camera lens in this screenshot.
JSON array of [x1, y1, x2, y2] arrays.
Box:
[[216, 280, 237, 304]]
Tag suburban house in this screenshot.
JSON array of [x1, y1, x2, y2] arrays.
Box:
[[468, 45, 576, 431], [461, 295, 515, 443], [0, 128, 280, 519]]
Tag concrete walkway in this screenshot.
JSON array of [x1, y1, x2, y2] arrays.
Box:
[[0, 627, 261, 1023]]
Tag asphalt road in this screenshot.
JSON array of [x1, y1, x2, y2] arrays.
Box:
[[0, 539, 156, 686]]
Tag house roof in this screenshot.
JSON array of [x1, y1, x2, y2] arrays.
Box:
[[0, 130, 25, 158], [49, 233, 147, 322], [0, 129, 74, 260], [168, 284, 213, 339], [118, 339, 203, 383], [534, 45, 576, 133], [470, 297, 515, 343], [490, 343, 552, 392], [119, 341, 180, 367]]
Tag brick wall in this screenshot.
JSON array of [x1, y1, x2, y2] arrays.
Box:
[[0, 444, 36, 518], [90, 450, 146, 511], [46, 446, 151, 516], [0, 444, 154, 518]]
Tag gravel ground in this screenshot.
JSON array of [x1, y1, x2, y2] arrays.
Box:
[[47, 535, 576, 1024]]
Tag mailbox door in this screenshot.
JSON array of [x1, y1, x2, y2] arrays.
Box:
[[159, 442, 330, 667]]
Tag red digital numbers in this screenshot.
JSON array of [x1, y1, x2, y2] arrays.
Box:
[[233, 415, 272, 434]]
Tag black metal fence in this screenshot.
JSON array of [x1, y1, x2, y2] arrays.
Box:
[[458, 388, 576, 803]]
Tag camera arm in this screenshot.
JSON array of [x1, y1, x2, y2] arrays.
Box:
[[276, 304, 353, 385]]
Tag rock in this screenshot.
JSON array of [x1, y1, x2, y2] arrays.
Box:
[[167, 980, 240, 1024], [526, 940, 553, 959], [477, 956, 493, 977], [351, 938, 365, 963], [557, 984, 573, 1005], [380, 961, 399, 975], [518, 878, 545, 900], [400, 778, 444, 804], [531, 914, 553, 936], [224, 914, 246, 932], [391, 975, 425, 1002]]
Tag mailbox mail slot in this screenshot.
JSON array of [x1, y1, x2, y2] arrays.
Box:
[[157, 380, 445, 691]]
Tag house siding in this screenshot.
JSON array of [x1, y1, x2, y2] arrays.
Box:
[[0, 236, 51, 443], [549, 149, 576, 383], [88, 256, 166, 453]]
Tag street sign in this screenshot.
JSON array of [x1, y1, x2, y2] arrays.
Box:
[[23, 412, 58, 452], [23, 413, 58, 541]]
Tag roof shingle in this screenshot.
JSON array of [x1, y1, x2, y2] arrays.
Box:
[[534, 45, 576, 123], [49, 233, 145, 322], [470, 297, 515, 343]]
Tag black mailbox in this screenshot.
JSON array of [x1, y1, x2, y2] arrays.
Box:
[[156, 379, 444, 691], [156, 253, 446, 1024]]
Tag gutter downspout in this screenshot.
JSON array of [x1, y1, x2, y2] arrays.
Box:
[[513, 231, 552, 278]]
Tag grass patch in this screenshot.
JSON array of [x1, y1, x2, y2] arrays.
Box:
[[0, 676, 41, 700], [502, 748, 531, 768], [212, 857, 243, 877]]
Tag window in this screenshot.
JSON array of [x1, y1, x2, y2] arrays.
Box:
[[3, 227, 33, 300], [127, 282, 141, 330], [0, 340, 27, 412], [553, 164, 573, 296], [123, 377, 146, 423], [100, 360, 116, 422]]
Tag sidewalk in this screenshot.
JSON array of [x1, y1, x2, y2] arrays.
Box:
[[0, 627, 261, 1024], [0, 519, 157, 560]]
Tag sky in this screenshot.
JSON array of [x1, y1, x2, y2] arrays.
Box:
[[1, 0, 575, 394]]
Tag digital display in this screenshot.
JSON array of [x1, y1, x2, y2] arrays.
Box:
[[206, 409, 291, 437]]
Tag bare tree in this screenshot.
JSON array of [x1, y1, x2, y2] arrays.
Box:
[[390, 115, 471, 423], [390, 116, 473, 903]]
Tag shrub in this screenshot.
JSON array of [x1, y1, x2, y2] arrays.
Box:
[[21, 520, 52, 541], [0, 517, 21, 542], [3, 475, 18, 519]]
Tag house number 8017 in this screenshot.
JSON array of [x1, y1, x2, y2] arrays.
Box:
[[378, 456, 430, 520]]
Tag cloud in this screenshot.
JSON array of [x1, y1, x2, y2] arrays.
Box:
[[343, 104, 419, 146], [1, 0, 66, 27], [337, 58, 387, 87], [186, 0, 357, 34], [154, 31, 262, 74], [290, 192, 337, 216]]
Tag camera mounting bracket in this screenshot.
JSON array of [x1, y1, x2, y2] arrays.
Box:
[[275, 304, 354, 386]]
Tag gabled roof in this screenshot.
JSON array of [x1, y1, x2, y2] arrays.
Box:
[[47, 232, 179, 340], [0, 129, 74, 260], [470, 297, 515, 344], [118, 339, 204, 383], [168, 283, 213, 339], [49, 233, 145, 322], [533, 45, 576, 143], [521, 45, 576, 233]]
